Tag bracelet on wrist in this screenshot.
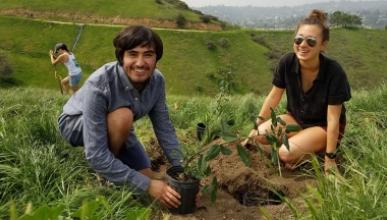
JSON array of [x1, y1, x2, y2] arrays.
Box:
[[325, 152, 337, 159]]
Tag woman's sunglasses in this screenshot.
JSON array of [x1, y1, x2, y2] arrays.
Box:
[[294, 35, 317, 47]]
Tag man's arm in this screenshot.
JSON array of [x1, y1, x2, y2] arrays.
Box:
[[82, 81, 150, 192], [148, 78, 183, 167]]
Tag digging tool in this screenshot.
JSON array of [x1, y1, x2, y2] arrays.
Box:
[[53, 65, 63, 95]]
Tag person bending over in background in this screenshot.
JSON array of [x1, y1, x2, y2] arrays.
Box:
[[49, 43, 82, 95], [243, 9, 351, 174], [58, 25, 185, 208]]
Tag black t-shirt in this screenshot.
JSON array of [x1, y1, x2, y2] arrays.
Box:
[[272, 52, 351, 128]]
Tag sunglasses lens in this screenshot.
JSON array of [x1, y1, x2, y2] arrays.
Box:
[[294, 36, 317, 47], [294, 37, 304, 45], [306, 38, 317, 47]]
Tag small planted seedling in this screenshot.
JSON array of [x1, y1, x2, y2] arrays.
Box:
[[264, 108, 301, 176]]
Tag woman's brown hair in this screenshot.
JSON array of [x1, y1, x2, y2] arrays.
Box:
[[296, 9, 329, 42]]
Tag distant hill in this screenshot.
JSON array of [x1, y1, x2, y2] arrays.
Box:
[[0, 0, 224, 30], [1, 16, 387, 96], [197, 1, 387, 29]]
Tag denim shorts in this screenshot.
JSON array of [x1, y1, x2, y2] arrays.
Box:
[[58, 113, 150, 170], [69, 73, 82, 86]]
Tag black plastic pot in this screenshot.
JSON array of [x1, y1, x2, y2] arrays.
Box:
[[166, 167, 200, 214], [196, 122, 206, 141]]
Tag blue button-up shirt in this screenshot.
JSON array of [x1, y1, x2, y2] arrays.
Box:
[[62, 61, 183, 192]]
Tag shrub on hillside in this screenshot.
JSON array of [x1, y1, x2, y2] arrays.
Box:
[[165, 0, 189, 10], [176, 14, 187, 28], [200, 15, 212, 23], [205, 40, 217, 50], [218, 38, 230, 48], [0, 53, 13, 80], [155, 0, 163, 4]]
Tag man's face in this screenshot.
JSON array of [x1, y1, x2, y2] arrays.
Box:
[[122, 44, 157, 84]]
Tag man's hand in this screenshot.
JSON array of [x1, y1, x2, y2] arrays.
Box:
[[324, 157, 338, 175], [148, 179, 181, 208]]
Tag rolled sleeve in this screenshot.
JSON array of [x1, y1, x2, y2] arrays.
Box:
[[328, 66, 351, 105], [272, 57, 286, 88], [82, 82, 150, 192], [148, 79, 183, 167]]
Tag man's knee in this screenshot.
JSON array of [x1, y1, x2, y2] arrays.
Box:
[[107, 108, 133, 133]]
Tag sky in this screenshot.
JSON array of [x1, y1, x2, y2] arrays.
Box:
[[182, 0, 385, 7]]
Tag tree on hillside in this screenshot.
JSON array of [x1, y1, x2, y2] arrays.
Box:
[[176, 14, 187, 28], [330, 11, 362, 28]]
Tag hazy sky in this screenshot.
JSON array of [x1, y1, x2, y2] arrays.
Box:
[[182, 0, 385, 7]]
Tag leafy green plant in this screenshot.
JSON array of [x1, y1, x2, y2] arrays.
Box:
[[261, 108, 301, 176], [173, 77, 251, 202]]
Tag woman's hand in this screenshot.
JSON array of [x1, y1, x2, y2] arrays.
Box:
[[324, 157, 338, 174]]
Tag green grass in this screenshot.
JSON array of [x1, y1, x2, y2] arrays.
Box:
[[0, 16, 272, 95], [1, 84, 386, 219], [1, 16, 387, 96], [0, 0, 202, 21]]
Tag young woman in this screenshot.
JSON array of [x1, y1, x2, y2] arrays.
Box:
[[245, 9, 351, 173], [49, 43, 82, 95]]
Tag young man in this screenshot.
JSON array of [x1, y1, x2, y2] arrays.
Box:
[[58, 25, 184, 208]]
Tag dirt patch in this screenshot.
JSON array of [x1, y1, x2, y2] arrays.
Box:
[[0, 8, 222, 31], [168, 141, 316, 220]]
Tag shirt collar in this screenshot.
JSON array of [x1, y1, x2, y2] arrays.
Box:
[[117, 63, 134, 91], [291, 53, 327, 82]]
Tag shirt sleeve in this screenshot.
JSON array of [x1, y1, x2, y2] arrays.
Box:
[[327, 64, 351, 105], [272, 55, 287, 88], [82, 82, 150, 192], [148, 77, 183, 167]]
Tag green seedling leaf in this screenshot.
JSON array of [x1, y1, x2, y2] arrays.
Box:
[[285, 124, 302, 133], [270, 108, 277, 127], [205, 144, 221, 161], [237, 144, 251, 167], [220, 145, 232, 155], [221, 132, 239, 142], [271, 147, 278, 165], [198, 155, 211, 176], [265, 134, 277, 145], [209, 176, 218, 203], [202, 185, 209, 193], [282, 135, 290, 151], [277, 117, 286, 126], [277, 126, 283, 137]]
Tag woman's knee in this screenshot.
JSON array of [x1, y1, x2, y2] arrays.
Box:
[[279, 144, 295, 163]]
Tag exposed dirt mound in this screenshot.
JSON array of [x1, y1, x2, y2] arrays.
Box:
[[208, 142, 287, 205], [168, 140, 316, 220]]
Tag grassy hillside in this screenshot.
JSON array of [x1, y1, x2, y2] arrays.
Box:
[[1, 16, 387, 95], [0, 16, 271, 95], [0, 84, 386, 219], [0, 0, 223, 30]]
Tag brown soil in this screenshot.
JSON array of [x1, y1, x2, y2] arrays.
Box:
[[0, 8, 222, 31], [167, 141, 316, 220]]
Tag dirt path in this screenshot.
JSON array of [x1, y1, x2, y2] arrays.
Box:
[[0, 8, 222, 31]]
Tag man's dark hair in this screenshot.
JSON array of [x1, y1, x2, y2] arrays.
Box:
[[113, 25, 163, 65]]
